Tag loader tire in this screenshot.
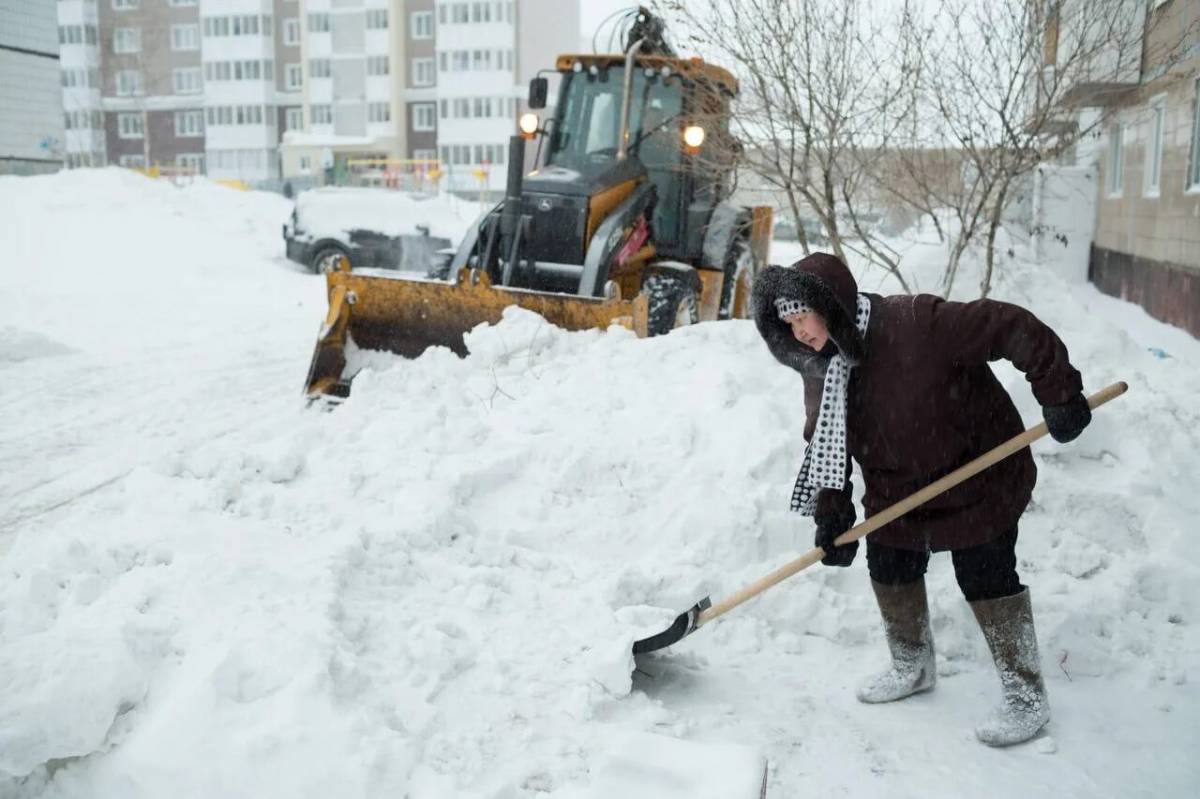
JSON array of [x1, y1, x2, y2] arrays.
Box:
[[644, 273, 699, 337], [718, 236, 755, 320]]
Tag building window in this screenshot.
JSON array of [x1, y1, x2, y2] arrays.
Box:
[[485, 143, 506, 164], [1145, 98, 1165, 197], [203, 106, 267, 126], [233, 60, 262, 80], [286, 64, 303, 90], [452, 51, 469, 71], [367, 56, 389, 76], [174, 110, 204, 137], [171, 24, 199, 51], [113, 0, 139, 10], [309, 59, 331, 78], [118, 112, 144, 139], [311, 105, 332, 125], [307, 13, 330, 33], [412, 58, 435, 86], [413, 148, 437, 162], [232, 106, 264, 125], [203, 17, 230, 37], [116, 70, 143, 96], [230, 15, 260, 36], [412, 11, 433, 39], [452, 4, 469, 23], [471, 2, 491, 22], [286, 107, 304, 130], [369, 103, 391, 123], [1106, 124, 1125, 196], [284, 18, 300, 45], [366, 9, 388, 30], [413, 103, 436, 131], [172, 67, 202, 94], [61, 69, 91, 89], [170, 0, 198, 7], [113, 27, 140, 54], [119, 154, 146, 168], [1189, 78, 1200, 191], [176, 153, 205, 172], [206, 106, 230, 126]]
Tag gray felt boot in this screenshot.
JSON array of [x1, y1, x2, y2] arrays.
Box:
[[970, 587, 1051, 746], [857, 579, 937, 703]]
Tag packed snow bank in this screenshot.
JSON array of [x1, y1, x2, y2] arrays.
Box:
[[1, 170, 1198, 797]]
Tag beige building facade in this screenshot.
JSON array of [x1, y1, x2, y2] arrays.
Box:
[[1083, 0, 1200, 335]]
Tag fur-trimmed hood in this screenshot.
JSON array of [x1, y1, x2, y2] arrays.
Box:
[[751, 253, 867, 376]]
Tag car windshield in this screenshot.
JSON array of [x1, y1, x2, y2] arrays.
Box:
[[546, 67, 684, 171]]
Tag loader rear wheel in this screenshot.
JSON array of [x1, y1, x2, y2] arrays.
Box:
[[311, 245, 351, 274], [644, 273, 699, 337], [718, 236, 754, 320]]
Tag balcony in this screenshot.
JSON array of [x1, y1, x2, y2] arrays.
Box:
[[1049, 0, 1145, 108]]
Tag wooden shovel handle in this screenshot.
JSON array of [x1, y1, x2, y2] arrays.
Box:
[[696, 381, 1128, 628]]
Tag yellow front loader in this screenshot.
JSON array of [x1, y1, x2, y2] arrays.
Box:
[[302, 8, 772, 401]]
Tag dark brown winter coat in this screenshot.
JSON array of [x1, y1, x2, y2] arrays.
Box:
[[752, 254, 1083, 551]]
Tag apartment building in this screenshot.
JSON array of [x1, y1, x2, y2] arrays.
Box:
[[1043, 0, 1200, 336], [56, 0, 106, 167], [61, 0, 301, 180], [60, 0, 573, 186], [1, 0, 66, 175], [1089, 0, 1200, 337], [280, 0, 575, 193]]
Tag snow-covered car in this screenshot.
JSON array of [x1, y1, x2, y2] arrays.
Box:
[[283, 187, 457, 275]]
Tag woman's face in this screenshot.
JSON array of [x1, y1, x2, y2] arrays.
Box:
[[787, 312, 829, 351]]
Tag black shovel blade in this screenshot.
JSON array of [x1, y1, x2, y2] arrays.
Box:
[[632, 597, 712, 655]]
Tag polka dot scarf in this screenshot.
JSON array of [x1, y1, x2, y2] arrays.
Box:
[[790, 294, 872, 514]]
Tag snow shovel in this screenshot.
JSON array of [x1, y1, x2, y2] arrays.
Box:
[[633, 381, 1129, 655]]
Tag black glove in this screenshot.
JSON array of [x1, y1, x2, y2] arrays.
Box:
[[1043, 393, 1092, 443], [814, 488, 858, 567]]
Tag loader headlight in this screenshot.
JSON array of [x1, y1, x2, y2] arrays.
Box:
[[683, 125, 706, 151], [518, 112, 540, 139]]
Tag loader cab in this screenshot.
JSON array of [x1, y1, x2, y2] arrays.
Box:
[[539, 58, 735, 262]]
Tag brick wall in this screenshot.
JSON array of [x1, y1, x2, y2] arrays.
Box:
[[1090, 246, 1200, 337]]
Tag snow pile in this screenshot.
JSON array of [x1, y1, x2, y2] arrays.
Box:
[[1, 169, 1198, 797], [292, 186, 479, 244]]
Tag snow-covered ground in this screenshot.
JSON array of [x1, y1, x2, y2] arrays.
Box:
[[1, 169, 1197, 798]]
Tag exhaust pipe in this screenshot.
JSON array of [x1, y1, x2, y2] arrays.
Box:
[[616, 38, 645, 161], [498, 134, 527, 282]]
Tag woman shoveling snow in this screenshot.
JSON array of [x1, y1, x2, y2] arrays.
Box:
[[751, 253, 1093, 747]]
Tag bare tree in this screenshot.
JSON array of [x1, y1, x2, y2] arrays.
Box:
[[659, 0, 915, 292], [909, 0, 1195, 297], [660, 0, 1195, 299]]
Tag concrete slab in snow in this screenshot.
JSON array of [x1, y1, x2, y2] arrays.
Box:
[[586, 732, 767, 799]]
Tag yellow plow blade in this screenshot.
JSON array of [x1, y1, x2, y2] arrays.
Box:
[[304, 267, 650, 399]]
